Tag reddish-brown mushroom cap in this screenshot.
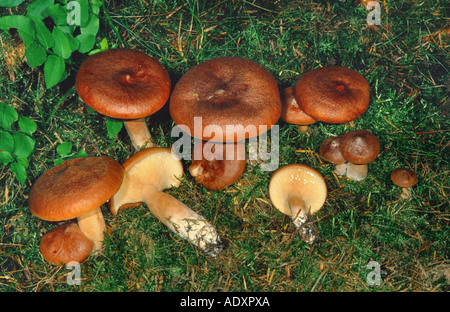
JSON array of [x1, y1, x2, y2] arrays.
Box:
[[39, 223, 94, 265], [29, 157, 124, 221], [294, 67, 370, 124], [319, 136, 346, 165], [29, 156, 124, 253], [189, 140, 246, 191], [339, 130, 379, 165], [391, 168, 418, 188], [75, 48, 171, 119], [280, 87, 316, 125], [169, 57, 281, 143]]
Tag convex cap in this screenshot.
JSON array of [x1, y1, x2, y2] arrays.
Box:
[[29, 156, 124, 221], [76, 48, 171, 119], [294, 67, 370, 123], [169, 57, 281, 143]]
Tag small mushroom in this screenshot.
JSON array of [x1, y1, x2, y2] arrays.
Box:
[[76, 48, 171, 150], [390, 168, 418, 200], [280, 87, 316, 133], [29, 156, 125, 262], [269, 164, 327, 244], [39, 223, 94, 265], [319, 135, 346, 165], [189, 140, 246, 191], [109, 147, 223, 257], [339, 129, 379, 181], [294, 66, 370, 124]]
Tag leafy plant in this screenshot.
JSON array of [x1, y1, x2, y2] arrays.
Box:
[[0, 102, 37, 185], [54, 141, 87, 165], [0, 0, 102, 89]]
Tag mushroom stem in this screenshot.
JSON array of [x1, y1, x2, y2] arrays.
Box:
[[333, 162, 368, 181], [124, 118, 154, 150], [288, 193, 318, 244], [142, 185, 223, 257], [77, 207, 106, 253], [400, 187, 412, 200]]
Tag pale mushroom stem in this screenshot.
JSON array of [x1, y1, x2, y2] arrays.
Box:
[[334, 162, 368, 181], [77, 207, 106, 253], [287, 193, 318, 244], [400, 187, 412, 200], [124, 118, 154, 150], [142, 185, 223, 257]]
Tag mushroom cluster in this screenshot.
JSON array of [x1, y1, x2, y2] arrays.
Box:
[[29, 47, 417, 267], [320, 129, 380, 181], [281, 66, 370, 132], [169, 56, 281, 190]]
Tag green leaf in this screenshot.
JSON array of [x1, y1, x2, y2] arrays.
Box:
[[44, 55, 65, 88], [89, 0, 102, 15], [73, 149, 88, 158], [25, 43, 47, 67], [13, 132, 35, 159], [0, 103, 18, 130], [56, 141, 72, 156], [0, 15, 35, 45], [0, 151, 14, 166], [99, 37, 108, 50], [26, 0, 54, 19], [105, 117, 123, 139], [52, 26, 73, 59], [0, 0, 26, 8], [18, 116, 38, 135], [76, 33, 95, 53], [47, 3, 67, 25], [0, 130, 15, 152], [29, 16, 54, 49], [80, 14, 99, 36], [10, 161, 27, 185]]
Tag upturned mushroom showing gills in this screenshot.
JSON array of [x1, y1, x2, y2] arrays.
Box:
[[293, 66, 370, 124], [76, 48, 171, 150], [391, 168, 418, 200], [28, 156, 124, 264], [269, 164, 327, 244], [109, 147, 223, 257], [189, 140, 246, 191]]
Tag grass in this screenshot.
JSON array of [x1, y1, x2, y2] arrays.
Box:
[[0, 0, 449, 293]]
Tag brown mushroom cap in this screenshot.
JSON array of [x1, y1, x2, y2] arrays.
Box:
[[320, 136, 346, 164], [294, 67, 370, 123], [390, 168, 418, 188], [339, 130, 379, 165], [280, 87, 316, 125], [75, 48, 171, 119], [39, 223, 94, 265], [169, 57, 281, 143], [189, 140, 246, 191], [29, 156, 124, 222]]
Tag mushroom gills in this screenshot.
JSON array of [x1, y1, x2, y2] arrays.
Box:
[[142, 185, 223, 257], [288, 193, 319, 244]]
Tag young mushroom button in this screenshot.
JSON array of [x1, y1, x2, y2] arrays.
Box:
[[75, 48, 171, 150], [109, 147, 223, 257], [28, 156, 125, 260], [269, 164, 327, 244], [391, 168, 418, 200], [189, 140, 246, 191]]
